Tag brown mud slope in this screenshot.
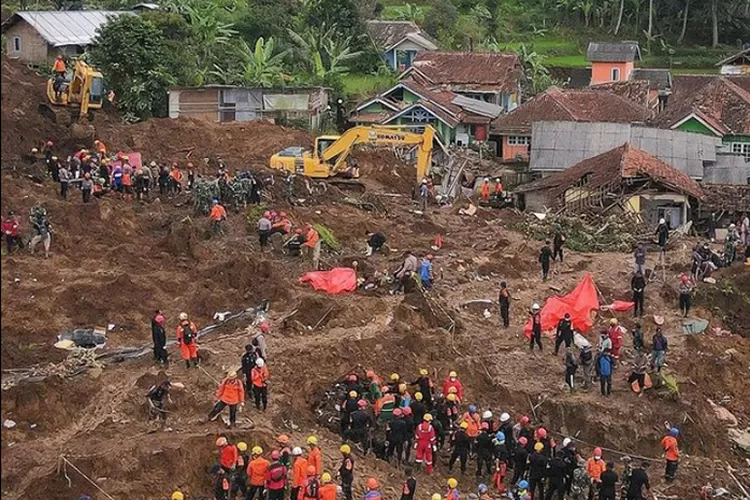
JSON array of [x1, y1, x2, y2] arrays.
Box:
[[2, 57, 750, 499]]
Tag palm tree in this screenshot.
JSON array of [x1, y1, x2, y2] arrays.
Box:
[[614, 0, 625, 34], [184, 3, 238, 70], [287, 24, 363, 80], [677, 0, 690, 44], [238, 37, 289, 87], [394, 3, 425, 23]]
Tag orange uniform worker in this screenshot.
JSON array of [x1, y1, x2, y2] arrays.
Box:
[[319, 473, 337, 500], [480, 178, 490, 201], [209, 199, 228, 236], [662, 427, 680, 482], [306, 436, 322, 475], [586, 447, 607, 496], [291, 447, 308, 500], [247, 446, 270, 500], [93, 139, 107, 156], [494, 178, 503, 196], [442, 371, 464, 401], [176, 312, 198, 367], [216, 436, 239, 472], [251, 358, 270, 411], [52, 55, 66, 75], [170, 163, 183, 194], [461, 405, 481, 439], [207, 370, 245, 427], [303, 223, 321, 269], [301, 465, 321, 500]]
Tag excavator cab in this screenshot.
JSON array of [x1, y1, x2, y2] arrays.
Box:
[[41, 60, 104, 125]]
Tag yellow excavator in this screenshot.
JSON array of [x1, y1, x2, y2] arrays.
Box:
[[40, 60, 104, 135], [269, 125, 437, 184]]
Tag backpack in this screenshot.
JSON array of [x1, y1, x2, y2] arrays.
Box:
[[181, 323, 194, 345], [269, 464, 286, 482], [305, 478, 319, 498]]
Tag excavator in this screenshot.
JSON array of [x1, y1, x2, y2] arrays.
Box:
[[40, 60, 104, 137], [269, 125, 438, 186]]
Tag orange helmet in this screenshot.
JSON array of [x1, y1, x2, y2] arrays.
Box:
[[276, 434, 290, 445], [307, 465, 316, 475], [366, 478, 379, 490]]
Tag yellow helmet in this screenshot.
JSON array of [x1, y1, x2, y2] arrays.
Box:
[[321, 473, 332, 483], [252, 446, 263, 455], [419, 368, 428, 376], [447, 478, 458, 489], [307, 436, 318, 445], [460, 421, 469, 429], [415, 392, 423, 401], [349, 390, 357, 398], [447, 393, 457, 402], [390, 373, 400, 382], [423, 413, 433, 422], [534, 442, 544, 452], [171, 492, 184, 500], [610, 318, 618, 325], [449, 371, 457, 378], [340, 444, 351, 454], [432, 495, 442, 500], [237, 442, 248, 451]]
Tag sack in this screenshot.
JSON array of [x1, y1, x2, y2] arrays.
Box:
[[181, 324, 194, 345]]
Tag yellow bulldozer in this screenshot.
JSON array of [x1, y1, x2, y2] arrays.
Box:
[[269, 125, 438, 186], [40, 60, 105, 138]]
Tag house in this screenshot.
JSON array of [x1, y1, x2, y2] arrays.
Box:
[[630, 69, 672, 110], [650, 74, 750, 160], [168, 86, 329, 131], [586, 41, 641, 85], [490, 86, 651, 161], [365, 20, 437, 71], [349, 78, 503, 146], [516, 143, 705, 226], [401, 51, 522, 110], [717, 48, 750, 75], [2, 10, 129, 64]]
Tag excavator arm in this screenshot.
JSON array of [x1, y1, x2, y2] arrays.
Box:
[[319, 125, 436, 182]]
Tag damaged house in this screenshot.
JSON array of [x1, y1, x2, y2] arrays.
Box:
[[516, 143, 705, 227]]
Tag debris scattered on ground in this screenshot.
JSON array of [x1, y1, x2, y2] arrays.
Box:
[[3, 419, 17, 428]]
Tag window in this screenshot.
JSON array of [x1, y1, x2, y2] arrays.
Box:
[[611, 67, 620, 81], [731, 142, 750, 160], [507, 135, 531, 146], [12, 36, 21, 52]]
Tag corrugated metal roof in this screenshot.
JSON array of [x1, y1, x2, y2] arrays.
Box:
[[586, 41, 641, 62], [13, 10, 129, 47], [451, 94, 503, 118]]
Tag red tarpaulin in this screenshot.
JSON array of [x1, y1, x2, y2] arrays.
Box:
[[299, 267, 357, 294], [524, 273, 600, 338], [602, 300, 635, 312]]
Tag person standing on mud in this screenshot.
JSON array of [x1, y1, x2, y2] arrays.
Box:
[[209, 199, 227, 236], [553, 225, 566, 262], [338, 444, 355, 500], [650, 327, 668, 372], [529, 303, 543, 352], [631, 271, 646, 318], [258, 211, 272, 248], [498, 281, 511, 328], [661, 428, 680, 483], [418, 178, 429, 213], [678, 274, 693, 317], [176, 312, 199, 368], [29, 206, 52, 259], [580, 345, 594, 390], [251, 358, 270, 411], [633, 243, 647, 275], [151, 310, 168, 365], [539, 241, 553, 280], [554, 313, 573, 355], [208, 370, 245, 427], [58, 163, 71, 200], [146, 379, 171, 421]]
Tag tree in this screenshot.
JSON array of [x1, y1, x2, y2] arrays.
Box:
[[394, 3, 425, 23], [90, 15, 173, 118], [184, 3, 237, 73], [514, 44, 560, 96], [304, 0, 363, 42], [710, 0, 719, 47], [423, 0, 458, 39], [614, 0, 625, 34], [677, 0, 690, 43], [230, 37, 289, 87], [647, 0, 654, 50], [287, 24, 363, 82]]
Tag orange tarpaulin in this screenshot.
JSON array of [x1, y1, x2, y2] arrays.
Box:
[[299, 267, 357, 295], [524, 273, 600, 339]]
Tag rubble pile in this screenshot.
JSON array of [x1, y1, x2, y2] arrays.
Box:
[[1, 349, 103, 389]]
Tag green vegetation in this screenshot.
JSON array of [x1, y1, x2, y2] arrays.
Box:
[[342, 73, 398, 98]]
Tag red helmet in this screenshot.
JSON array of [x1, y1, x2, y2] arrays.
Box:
[[270, 211, 278, 218], [426, 254, 434, 260], [357, 399, 368, 408], [295, 228, 303, 235], [537, 427, 547, 439], [271, 450, 281, 460], [519, 437, 528, 446], [45, 141, 54, 147], [681, 274, 689, 283], [480, 422, 489, 430], [393, 408, 403, 418], [520, 416, 530, 425], [155, 314, 165, 325], [263, 211, 271, 218], [259, 322, 270, 333], [347, 374, 358, 383], [593, 447, 602, 457], [402, 406, 412, 416]]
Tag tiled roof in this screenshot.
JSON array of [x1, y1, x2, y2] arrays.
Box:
[[590, 80, 650, 108], [716, 48, 750, 67], [651, 76, 750, 134], [2, 10, 130, 46], [364, 21, 436, 51], [586, 41, 641, 62], [548, 67, 592, 88], [631, 69, 672, 90], [701, 185, 750, 211], [517, 143, 704, 200], [406, 51, 522, 92], [491, 86, 651, 133]]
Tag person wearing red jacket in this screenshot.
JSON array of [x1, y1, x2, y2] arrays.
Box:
[[442, 371, 463, 401], [176, 312, 199, 368], [266, 450, 287, 500], [1, 211, 21, 253], [414, 413, 437, 473], [216, 436, 238, 473], [608, 319, 624, 365], [207, 370, 245, 427]]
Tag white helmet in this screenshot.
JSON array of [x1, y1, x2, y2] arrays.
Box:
[[179, 312, 188, 320], [482, 410, 493, 420], [255, 358, 265, 367], [659, 218, 665, 224], [531, 303, 540, 311], [292, 446, 303, 456], [500, 412, 510, 423], [729, 223, 736, 230], [563, 438, 572, 447]]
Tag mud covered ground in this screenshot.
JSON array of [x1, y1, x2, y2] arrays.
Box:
[[2, 57, 750, 499]]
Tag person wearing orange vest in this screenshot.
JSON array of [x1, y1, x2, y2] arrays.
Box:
[[176, 312, 198, 367], [493, 178, 503, 197], [122, 162, 133, 201], [301, 465, 320, 500], [250, 357, 270, 411], [461, 405, 481, 443], [306, 436, 322, 475], [364, 477, 382, 500], [319, 473, 337, 500], [93, 139, 107, 156], [52, 55, 66, 74], [586, 447, 606, 500], [291, 447, 308, 500], [480, 177, 491, 202], [215, 436, 238, 473], [169, 163, 183, 194], [246, 446, 270, 500], [661, 428, 680, 482], [52, 55, 67, 100], [442, 371, 464, 402], [375, 386, 396, 424], [209, 199, 228, 236], [303, 223, 321, 269], [271, 211, 293, 235], [208, 370, 245, 427]]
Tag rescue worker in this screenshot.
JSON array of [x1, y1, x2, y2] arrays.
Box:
[[400, 467, 417, 500], [631, 271, 646, 318], [598, 349, 613, 397], [338, 445, 354, 500], [498, 413, 514, 451], [528, 442, 547, 500], [59, 162, 71, 200], [216, 436, 239, 474], [251, 358, 269, 411], [493, 177, 504, 198], [52, 55, 66, 76], [491, 432, 509, 493], [231, 442, 250, 498], [210, 199, 228, 236], [553, 226, 566, 262], [307, 436, 322, 475], [560, 438, 579, 496], [302, 465, 321, 500], [444, 393, 460, 429], [445, 478, 460, 500], [241, 344, 258, 389], [511, 437, 529, 487], [571, 458, 591, 500], [365, 231, 387, 256], [480, 178, 491, 202], [146, 379, 171, 421], [172, 491, 185, 500], [403, 406, 416, 462], [393, 251, 418, 293], [375, 386, 396, 424], [475, 423, 494, 477], [246, 446, 270, 500], [586, 448, 606, 500], [213, 465, 231, 500], [627, 461, 651, 500], [169, 163, 183, 194], [546, 450, 568, 500], [207, 370, 245, 427], [151, 311, 168, 365], [304, 223, 321, 270], [29, 205, 52, 258], [347, 400, 374, 452], [607, 319, 623, 365], [387, 408, 408, 464], [628, 350, 649, 395], [319, 473, 336, 500], [291, 447, 308, 500], [176, 312, 198, 368], [632, 322, 645, 352], [442, 371, 464, 401], [515, 480, 530, 500], [461, 405, 481, 452], [498, 281, 511, 328], [651, 327, 668, 373], [414, 413, 437, 473], [418, 254, 434, 289], [365, 478, 382, 500], [2, 210, 21, 254], [599, 462, 618, 500], [565, 346, 578, 391], [620, 456, 633, 499], [81, 173, 93, 203], [418, 178, 429, 213], [266, 451, 287, 500], [365, 370, 382, 402], [516, 416, 534, 450], [539, 240, 553, 280], [482, 410, 497, 433], [633, 242, 647, 275], [448, 421, 471, 474], [530, 303, 543, 351], [554, 313, 573, 355], [655, 218, 669, 254], [258, 211, 272, 248], [678, 274, 694, 317], [661, 428, 680, 482], [252, 322, 269, 360], [411, 392, 427, 423], [341, 390, 360, 436], [275, 434, 292, 468]]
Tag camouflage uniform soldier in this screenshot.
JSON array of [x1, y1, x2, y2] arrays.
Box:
[[570, 460, 590, 500], [620, 456, 633, 499]]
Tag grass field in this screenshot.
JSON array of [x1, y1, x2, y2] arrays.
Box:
[[342, 73, 398, 99]]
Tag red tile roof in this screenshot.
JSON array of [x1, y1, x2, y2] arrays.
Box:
[[491, 86, 651, 133], [517, 143, 704, 201], [407, 51, 522, 93]]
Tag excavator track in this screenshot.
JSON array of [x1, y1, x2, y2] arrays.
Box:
[[326, 179, 366, 193]]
